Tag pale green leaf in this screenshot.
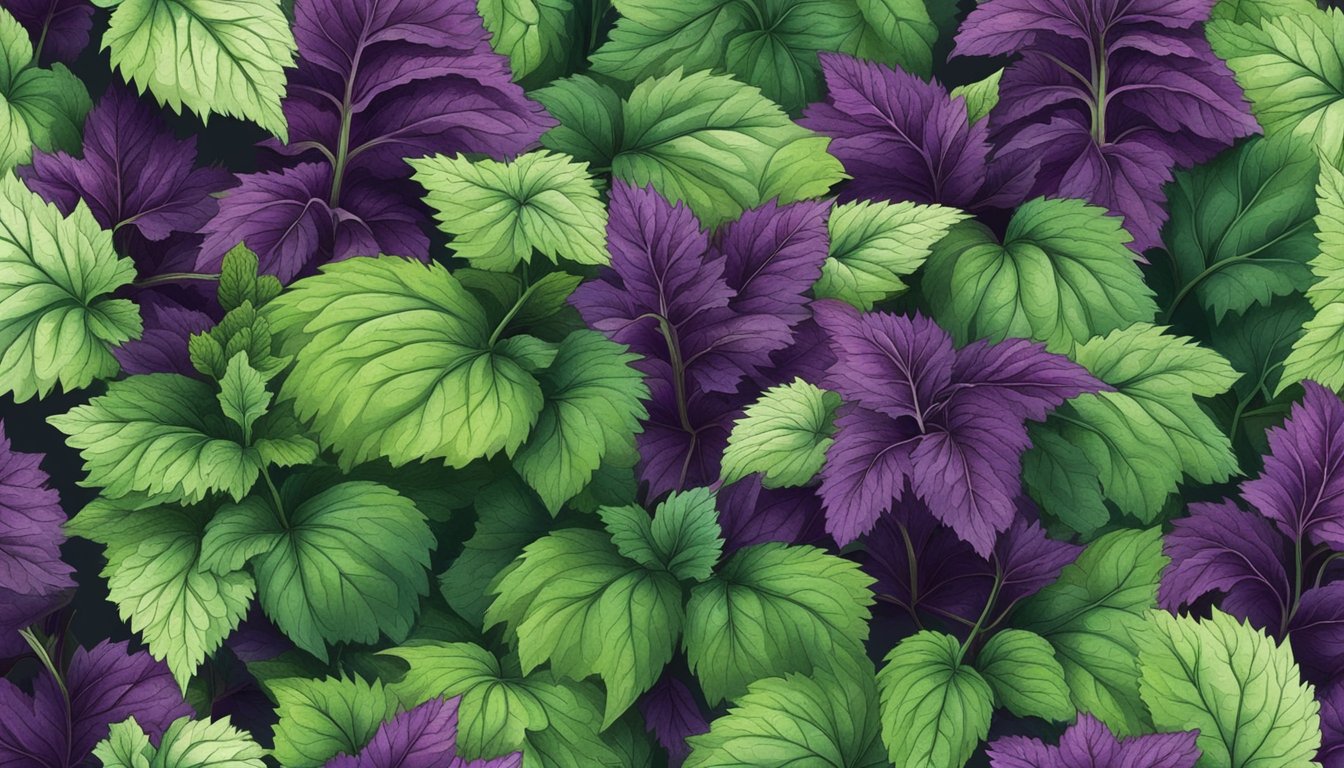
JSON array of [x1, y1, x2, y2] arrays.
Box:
[[1283, 154, 1344, 392], [153, 715, 266, 768], [877, 631, 993, 768], [94, 718, 154, 768], [950, 69, 1001, 123], [1212, 0, 1317, 24], [0, 10, 91, 170], [270, 676, 400, 768], [217, 353, 270, 440], [974, 629, 1073, 722], [721, 378, 840, 488], [478, 0, 574, 82]]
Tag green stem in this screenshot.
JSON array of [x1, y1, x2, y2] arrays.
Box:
[[1283, 536, 1305, 635], [261, 468, 289, 529], [652, 315, 694, 434], [488, 280, 540, 348], [329, 44, 362, 207], [1090, 39, 1108, 144], [958, 562, 1003, 665], [133, 271, 221, 288], [1315, 552, 1344, 591], [19, 627, 68, 702]]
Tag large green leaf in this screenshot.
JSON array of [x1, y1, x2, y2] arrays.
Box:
[[266, 256, 547, 470], [269, 676, 400, 768], [1283, 154, 1344, 392], [96, 716, 266, 768], [1014, 528, 1167, 736], [485, 528, 683, 725], [1162, 134, 1319, 322], [67, 500, 255, 690], [1023, 324, 1240, 532], [598, 487, 724, 582], [478, 0, 574, 82], [925, 197, 1156, 353], [588, 0, 936, 111], [973, 629, 1073, 722], [721, 378, 840, 488], [0, 173, 139, 401], [97, 0, 295, 138], [0, 9, 90, 171], [534, 70, 844, 226], [410, 151, 608, 271], [1140, 609, 1321, 768], [200, 479, 434, 661], [877, 631, 993, 768], [1212, 0, 1317, 24], [684, 542, 874, 704]]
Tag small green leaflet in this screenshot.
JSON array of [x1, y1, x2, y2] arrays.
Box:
[[588, 0, 937, 111], [1208, 7, 1344, 164], [684, 542, 874, 704], [950, 69, 1001, 123], [721, 378, 840, 488], [877, 631, 992, 768], [534, 69, 845, 227], [217, 353, 270, 441], [486, 528, 684, 725], [410, 150, 609, 271], [217, 243, 281, 314], [96, 0, 296, 139], [383, 642, 627, 767], [49, 373, 317, 504], [815, 200, 968, 311], [599, 487, 724, 581], [200, 479, 434, 661], [1283, 154, 1344, 392], [0, 173, 139, 402], [973, 629, 1073, 722], [95, 716, 266, 768], [924, 197, 1157, 353], [478, 0, 574, 82], [1140, 609, 1321, 768], [1023, 324, 1240, 533], [1162, 133, 1319, 322], [269, 675, 400, 768], [67, 499, 255, 690], [188, 301, 291, 382], [0, 8, 91, 172], [1014, 527, 1168, 736]]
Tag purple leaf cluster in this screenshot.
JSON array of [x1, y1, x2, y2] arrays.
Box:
[[0, 422, 73, 641], [988, 714, 1199, 768]]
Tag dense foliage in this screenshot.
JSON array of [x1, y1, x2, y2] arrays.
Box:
[[1, 0, 1343, 765]]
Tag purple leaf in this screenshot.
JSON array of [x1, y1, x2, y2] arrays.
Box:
[[800, 53, 1031, 211], [714, 198, 829, 331], [1321, 683, 1344, 768], [0, 422, 73, 637], [324, 697, 521, 768], [0, 641, 192, 768], [988, 713, 1200, 768], [1288, 583, 1344, 683], [1241, 381, 1344, 551], [995, 513, 1082, 607], [864, 494, 989, 623], [112, 295, 215, 377], [1160, 500, 1292, 633], [18, 87, 233, 242], [3, 0, 93, 63], [715, 477, 827, 554], [815, 301, 1101, 553], [638, 675, 709, 766]]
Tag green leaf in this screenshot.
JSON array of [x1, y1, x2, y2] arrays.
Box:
[[49, 373, 317, 505], [266, 256, 546, 470], [1024, 324, 1240, 530], [588, 0, 935, 111], [950, 69, 1001, 123], [721, 378, 840, 488], [685, 666, 887, 768], [1140, 609, 1321, 768], [103, 715, 266, 768], [486, 528, 683, 726], [514, 329, 648, 513], [1014, 527, 1168, 736], [973, 629, 1073, 722], [1212, 0, 1317, 24], [94, 718, 153, 768], [684, 542, 874, 704], [0, 173, 140, 401], [383, 642, 627, 767], [67, 499, 255, 690], [0, 9, 91, 171], [478, 0, 574, 82], [270, 676, 400, 768], [534, 69, 844, 227], [877, 631, 993, 768], [1211, 298, 1310, 411], [200, 479, 434, 661], [217, 243, 280, 313], [410, 150, 608, 271], [99, 0, 295, 139], [1162, 134, 1319, 322], [1282, 154, 1344, 392], [217, 353, 270, 440], [1021, 429, 1110, 538], [1209, 8, 1344, 164], [600, 487, 724, 581], [925, 197, 1156, 353], [814, 199, 968, 310]]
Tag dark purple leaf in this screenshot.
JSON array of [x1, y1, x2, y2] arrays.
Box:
[[112, 295, 215, 377], [0, 421, 73, 637], [1321, 683, 1344, 768], [3, 0, 92, 63], [756, 318, 835, 389], [1288, 583, 1344, 683], [324, 697, 521, 768], [988, 713, 1200, 768], [715, 199, 829, 327], [638, 675, 709, 766], [995, 512, 1082, 607], [864, 493, 989, 623], [817, 403, 918, 546], [715, 477, 827, 554], [633, 364, 738, 497]]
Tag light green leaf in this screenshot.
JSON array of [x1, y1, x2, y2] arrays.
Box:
[[1212, 0, 1317, 24], [0, 9, 91, 171], [1024, 324, 1240, 530], [411, 150, 608, 271], [925, 197, 1156, 353], [814, 199, 968, 310], [99, 0, 295, 139], [478, 0, 574, 82], [877, 631, 993, 768], [0, 173, 139, 401], [486, 528, 683, 725], [685, 666, 887, 768], [535, 69, 844, 227], [1014, 528, 1167, 736], [217, 353, 270, 440], [266, 256, 545, 470], [1283, 154, 1344, 392], [383, 642, 627, 767], [270, 676, 400, 768], [1162, 134, 1319, 322], [149, 715, 266, 768], [974, 629, 1073, 722], [94, 718, 154, 768], [684, 542, 874, 704], [217, 243, 280, 313], [950, 69, 1001, 123], [200, 479, 434, 661], [67, 499, 255, 690], [721, 378, 840, 488], [514, 329, 648, 513], [49, 373, 317, 505], [1140, 609, 1321, 768], [1021, 427, 1111, 538]]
